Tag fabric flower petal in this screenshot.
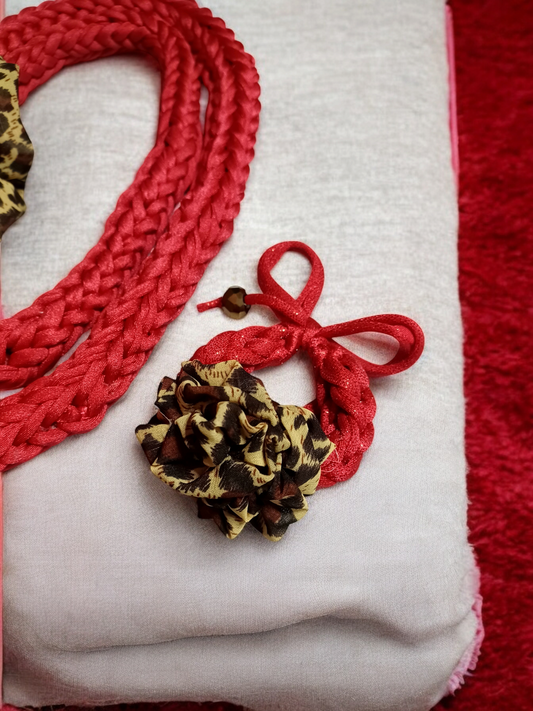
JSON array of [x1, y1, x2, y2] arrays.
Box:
[[198, 497, 257, 540], [178, 360, 279, 425], [154, 377, 182, 421], [251, 496, 309, 543], [280, 405, 335, 493], [135, 419, 171, 465]]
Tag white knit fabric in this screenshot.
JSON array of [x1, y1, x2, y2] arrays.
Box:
[[2, 1, 478, 709]]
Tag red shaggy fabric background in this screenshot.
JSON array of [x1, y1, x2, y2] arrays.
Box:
[[435, 0, 533, 708], [3, 0, 533, 709]]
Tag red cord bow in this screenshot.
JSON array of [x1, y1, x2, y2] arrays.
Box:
[[196, 241, 424, 488]]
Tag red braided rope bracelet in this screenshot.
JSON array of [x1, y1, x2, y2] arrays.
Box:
[[0, 0, 260, 472], [194, 242, 424, 489], [134, 242, 424, 541]]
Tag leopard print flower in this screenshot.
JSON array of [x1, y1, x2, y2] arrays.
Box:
[[0, 57, 34, 239], [136, 360, 335, 541]]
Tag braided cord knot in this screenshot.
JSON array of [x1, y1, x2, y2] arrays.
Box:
[[196, 241, 425, 488]]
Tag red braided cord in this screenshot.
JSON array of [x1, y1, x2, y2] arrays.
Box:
[[0, 0, 260, 472], [195, 242, 425, 489]]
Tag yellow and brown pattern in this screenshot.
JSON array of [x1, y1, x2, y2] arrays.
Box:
[[136, 360, 335, 541], [0, 56, 34, 239]]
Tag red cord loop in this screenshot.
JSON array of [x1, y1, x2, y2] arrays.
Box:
[[0, 0, 260, 472], [196, 241, 425, 488]]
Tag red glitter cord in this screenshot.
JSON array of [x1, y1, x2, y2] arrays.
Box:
[[196, 241, 425, 488]]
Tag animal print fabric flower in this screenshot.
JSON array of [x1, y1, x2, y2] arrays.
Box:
[[0, 57, 34, 238], [136, 360, 335, 541]]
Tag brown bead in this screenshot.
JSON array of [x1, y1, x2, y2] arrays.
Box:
[[221, 286, 250, 319]]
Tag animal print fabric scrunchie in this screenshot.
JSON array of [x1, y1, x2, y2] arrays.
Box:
[[136, 360, 335, 541], [0, 57, 33, 238]]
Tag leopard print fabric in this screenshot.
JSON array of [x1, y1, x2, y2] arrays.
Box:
[[136, 360, 335, 541], [0, 56, 34, 238]]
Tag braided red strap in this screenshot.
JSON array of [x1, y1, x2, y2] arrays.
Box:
[[0, 0, 260, 472], [196, 241, 425, 488]]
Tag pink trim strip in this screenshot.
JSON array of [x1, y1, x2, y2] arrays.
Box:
[[0, 0, 3, 320], [447, 4, 460, 187], [443, 4, 484, 697], [445, 561, 485, 694], [1, 0, 5, 701]]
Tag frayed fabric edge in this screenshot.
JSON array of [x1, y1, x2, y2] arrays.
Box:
[[445, 559, 485, 695]]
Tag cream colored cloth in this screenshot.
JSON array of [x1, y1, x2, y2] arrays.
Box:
[[2, 1, 478, 709]]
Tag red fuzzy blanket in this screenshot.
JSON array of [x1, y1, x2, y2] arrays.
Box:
[[434, 0, 533, 708], [3, 1, 532, 709]]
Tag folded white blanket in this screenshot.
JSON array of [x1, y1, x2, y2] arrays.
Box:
[[2, 1, 479, 709]]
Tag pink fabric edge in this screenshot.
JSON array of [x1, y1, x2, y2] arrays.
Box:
[[445, 561, 485, 695], [0, 2, 483, 707], [443, 3, 484, 697], [0, 6, 5, 704], [1, 0, 5, 700], [447, 5, 460, 188]]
